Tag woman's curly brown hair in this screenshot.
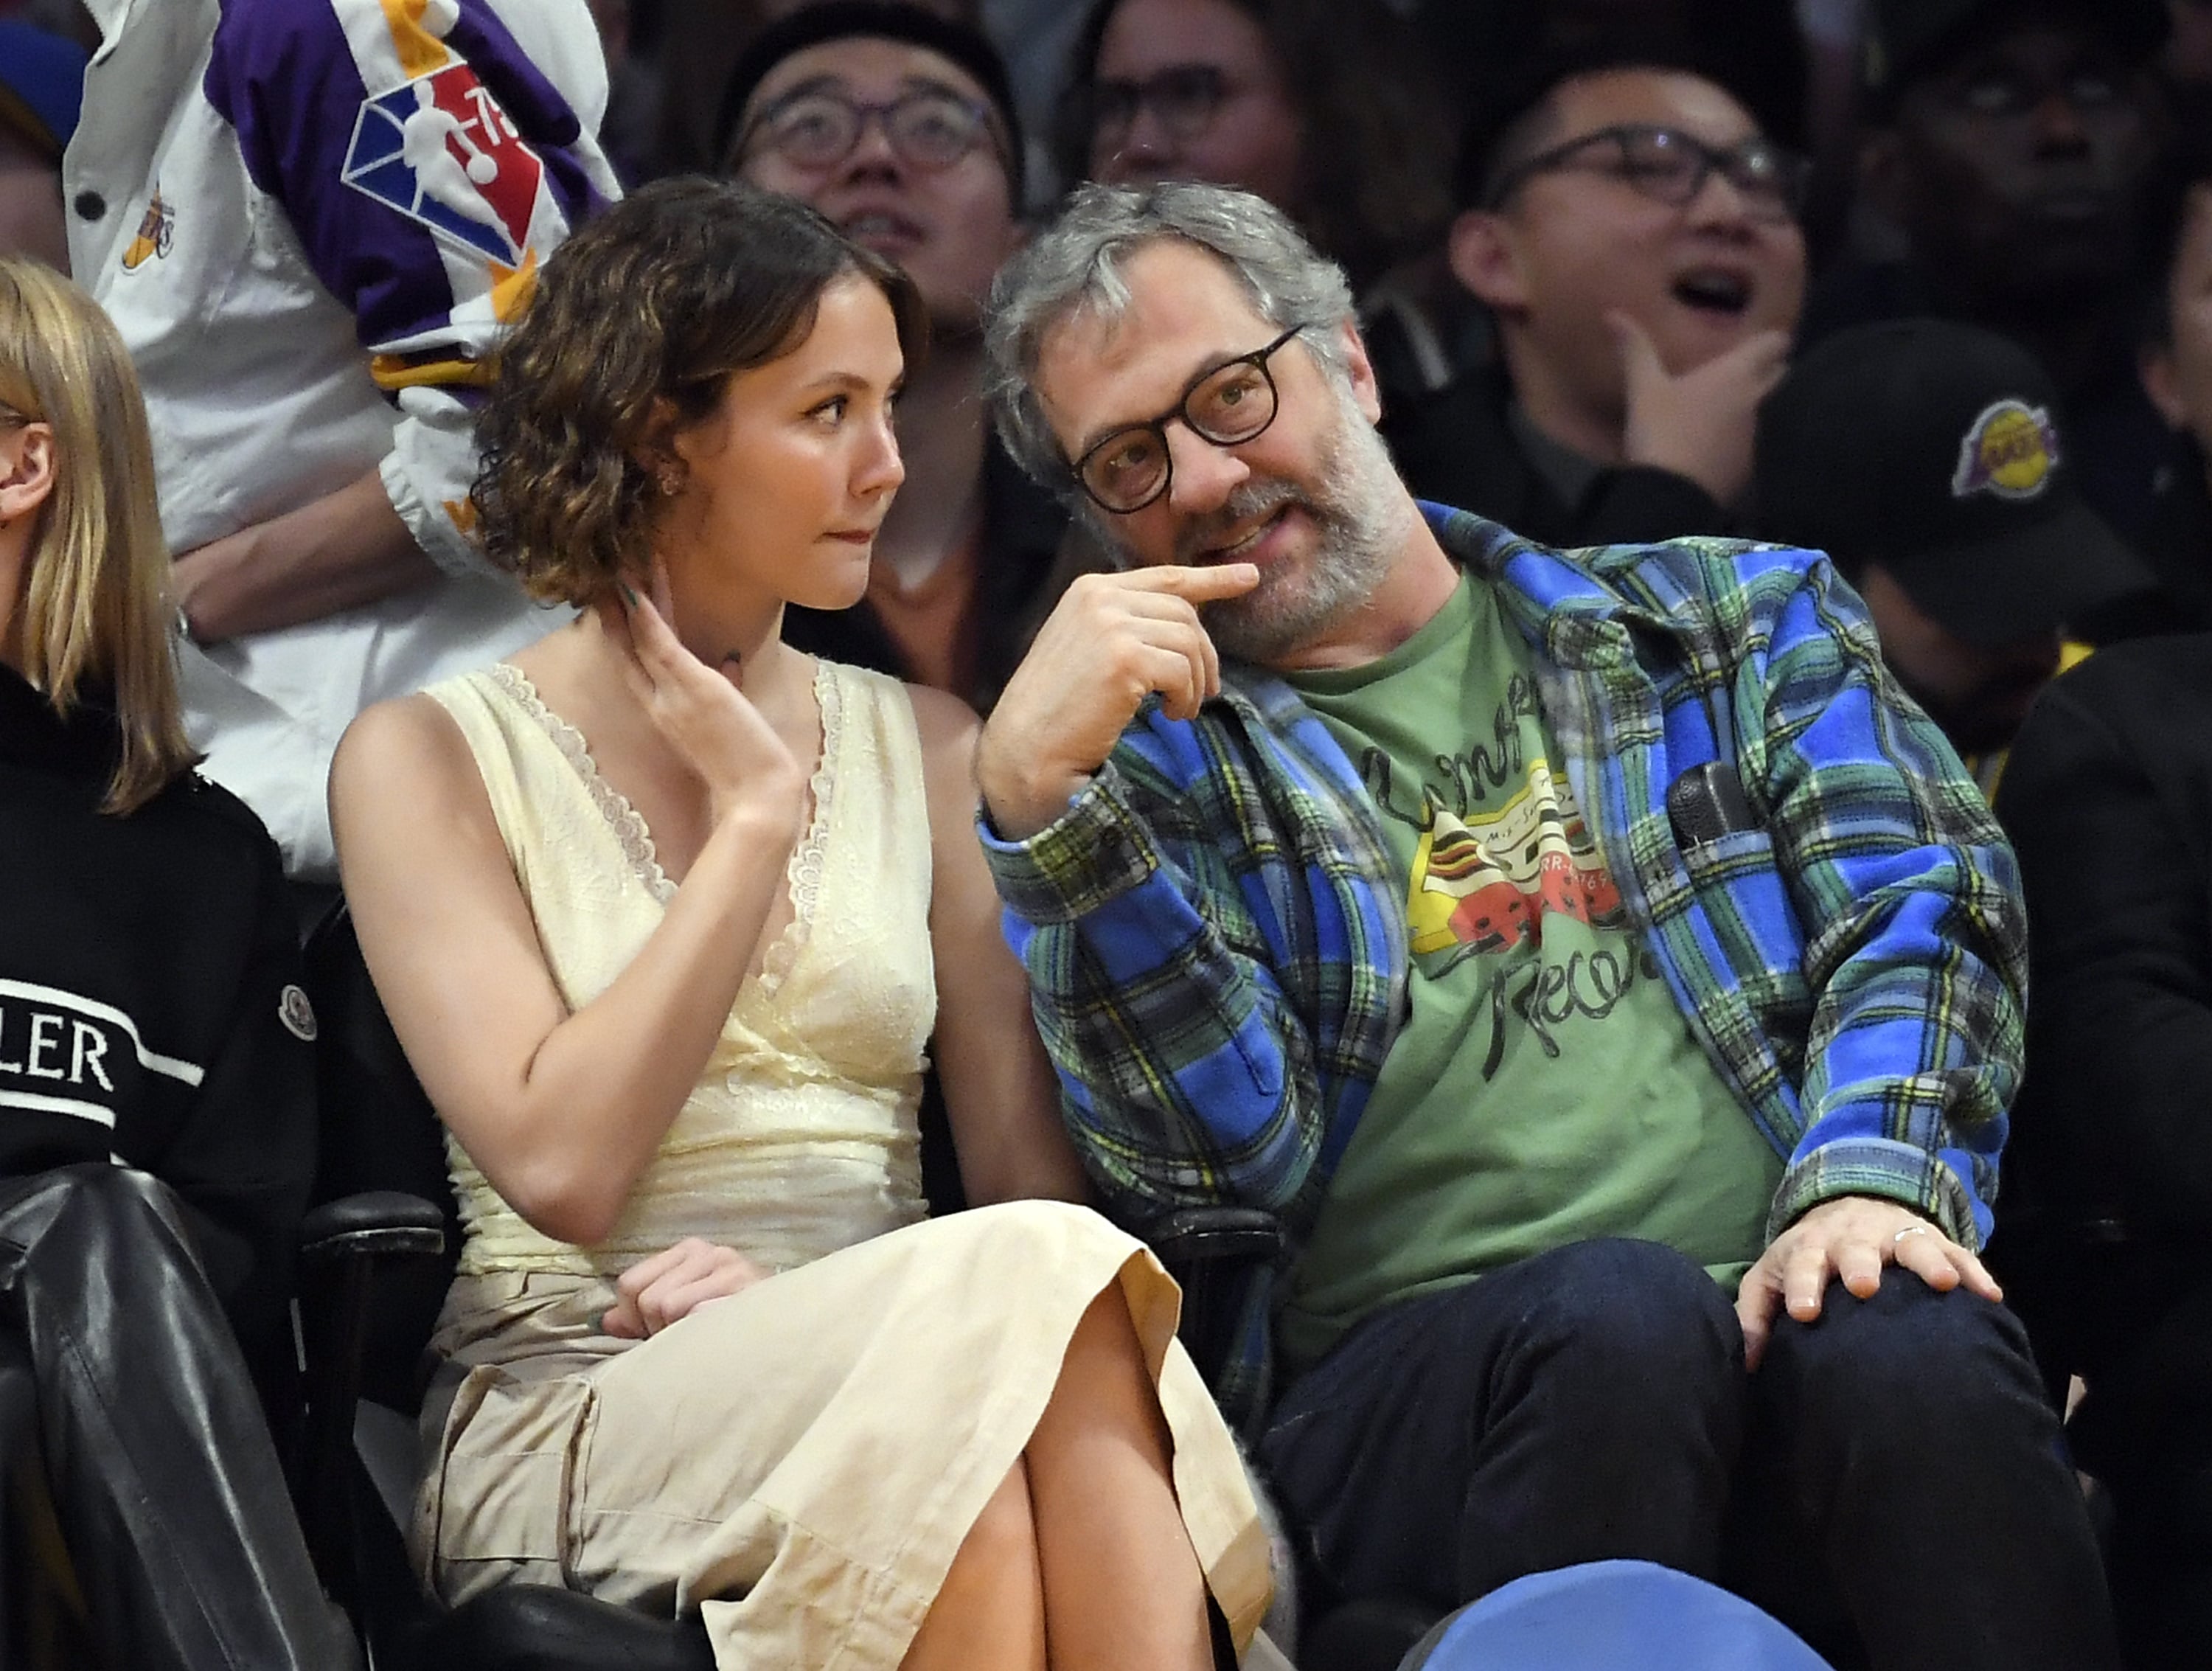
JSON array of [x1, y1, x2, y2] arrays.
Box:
[[472, 178, 926, 605]]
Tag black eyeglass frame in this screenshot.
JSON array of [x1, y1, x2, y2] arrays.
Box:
[[734, 86, 1009, 175], [1085, 63, 1232, 147], [1070, 325, 1305, 515], [1483, 123, 1809, 220]]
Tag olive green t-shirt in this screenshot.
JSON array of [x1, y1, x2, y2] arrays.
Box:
[[1277, 576, 1783, 1373]]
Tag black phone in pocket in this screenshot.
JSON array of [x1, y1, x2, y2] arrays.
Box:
[[1666, 762, 1759, 851]]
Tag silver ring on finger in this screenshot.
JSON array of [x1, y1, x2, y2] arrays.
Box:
[[1891, 1223, 1932, 1245]]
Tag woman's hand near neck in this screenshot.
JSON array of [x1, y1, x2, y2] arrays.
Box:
[[643, 514, 818, 729], [596, 576, 807, 835], [873, 338, 988, 592]]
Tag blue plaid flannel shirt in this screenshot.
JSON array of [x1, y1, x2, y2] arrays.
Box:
[[981, 507, 2028, 1425]]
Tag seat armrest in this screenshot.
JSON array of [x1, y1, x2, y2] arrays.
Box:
[[1140, 1206, 1284, 1270], [294, 1192, 445, 1612], [299, 1192, 447, 1266], [1137, 1207, 1284, 1399]]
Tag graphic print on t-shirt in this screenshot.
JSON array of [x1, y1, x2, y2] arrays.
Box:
[[1278, 575, 1784, 1374], [1358, 667, 1627, 973], [1405, 756, 1623, 961]]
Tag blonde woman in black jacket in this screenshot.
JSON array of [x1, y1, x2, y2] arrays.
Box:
[[0, 254, 355, 1671]]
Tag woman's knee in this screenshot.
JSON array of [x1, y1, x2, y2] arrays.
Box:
[[0, 1164, 187, 1259], [965, 1198, 1133, 1268]]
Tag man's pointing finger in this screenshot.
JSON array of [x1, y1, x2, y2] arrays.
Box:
[[1121, 562, 1262, 601]]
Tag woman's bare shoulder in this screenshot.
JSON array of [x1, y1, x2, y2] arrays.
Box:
[[902, 682, 981, 762], [327, 684, 509, 869], [333, 687, 473, 794]]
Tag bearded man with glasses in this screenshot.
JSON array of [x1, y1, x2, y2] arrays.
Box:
[[974, 178, 2119, 1671], [1383, 44, 1806, 551]]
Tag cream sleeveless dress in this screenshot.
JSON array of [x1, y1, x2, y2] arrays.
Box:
[[408, 658, 1270, 1670]]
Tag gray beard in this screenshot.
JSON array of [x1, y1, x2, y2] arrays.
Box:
[[1192, 395, 1413, 665]]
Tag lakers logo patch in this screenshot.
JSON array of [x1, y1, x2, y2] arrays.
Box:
[[1950, 399, 2059, 502], [120, 187, 174, 271], [278, 984, 319, 1043]]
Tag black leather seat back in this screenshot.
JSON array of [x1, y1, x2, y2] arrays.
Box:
[[300, 905, 462, 1417]]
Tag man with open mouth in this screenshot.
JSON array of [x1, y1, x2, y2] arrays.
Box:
[[1382, 39, 1806, 550]]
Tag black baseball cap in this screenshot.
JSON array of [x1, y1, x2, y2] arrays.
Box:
[[1868, 0, 2168, 98], [1754, 319, 2154, 646], [715, 1, 1025, 198]]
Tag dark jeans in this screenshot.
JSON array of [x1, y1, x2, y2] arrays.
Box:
[[0, 1165, 357, 1671], [1259, 1237, 2118, 1671]]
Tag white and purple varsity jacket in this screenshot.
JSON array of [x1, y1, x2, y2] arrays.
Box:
[[65, 0, 619, 878]]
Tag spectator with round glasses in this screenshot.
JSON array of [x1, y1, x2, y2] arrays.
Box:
[[1382, 41, 1807, 548], [1052, 0, 1451, 299], [717, 1, 1083, 714]]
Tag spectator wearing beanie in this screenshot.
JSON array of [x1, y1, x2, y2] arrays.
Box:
[[1807, 0, 2172, 541]]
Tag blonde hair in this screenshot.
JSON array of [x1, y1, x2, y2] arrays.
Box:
[[0, 257, 196, 813]]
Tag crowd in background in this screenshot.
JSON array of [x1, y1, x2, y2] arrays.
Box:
[[5, 1, 2212, 1669], [12, 0, 2212, 763]]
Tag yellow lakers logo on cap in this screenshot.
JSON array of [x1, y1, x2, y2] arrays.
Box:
[[120, 187, 174, 271], [1950, 399, 2059, 501]]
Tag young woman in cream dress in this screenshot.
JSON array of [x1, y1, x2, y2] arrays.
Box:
[[330, 180, 1270, 1671]]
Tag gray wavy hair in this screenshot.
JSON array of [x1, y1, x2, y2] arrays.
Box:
[[984, 181, 1358, 494]]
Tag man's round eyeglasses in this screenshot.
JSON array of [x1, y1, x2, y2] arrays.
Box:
[[1086, 64, 1229, 148], [1071, 326, 1302, 515], [1484, 124, 1809, 222], [737, 86, 1003, 173]]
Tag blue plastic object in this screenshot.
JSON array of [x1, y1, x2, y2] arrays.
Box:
[[0, 23, 89, 153], [1405, 1560, 1836, 1671]]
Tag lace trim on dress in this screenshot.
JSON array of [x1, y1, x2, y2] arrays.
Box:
[[761, 658, 839, 995], [481, 658, 841, 990], [486, 661, 676, 904]]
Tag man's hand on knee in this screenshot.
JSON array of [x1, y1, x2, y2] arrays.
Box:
[[1735, 1195, 2002, 1369]]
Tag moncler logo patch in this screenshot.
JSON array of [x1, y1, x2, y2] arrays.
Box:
[[1950, 399, 2059, 501], [279, 984, 319, 1043]]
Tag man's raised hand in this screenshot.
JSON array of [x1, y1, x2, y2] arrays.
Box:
[[1610, 310, 1790, 510], [978, 563, 1260, 838]]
